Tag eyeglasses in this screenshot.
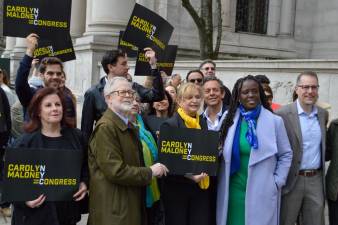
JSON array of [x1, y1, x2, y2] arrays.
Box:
[[297, 85, 319, 91], [203, 67, 215, 71], [189, 78, 203, 83], [111, 90, 136, 97]]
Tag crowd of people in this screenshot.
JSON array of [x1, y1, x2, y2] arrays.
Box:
[[0, 32, 337, 225]]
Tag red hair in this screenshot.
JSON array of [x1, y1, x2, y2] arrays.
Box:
[[24, 87, 74, 132]]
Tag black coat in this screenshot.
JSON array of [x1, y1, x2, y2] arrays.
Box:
[[0, 87, 11, 149], [81, 70, 165, 140], [11, 128, 89, 225]]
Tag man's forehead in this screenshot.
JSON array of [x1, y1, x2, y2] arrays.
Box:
[[45, 64, 62, 71], [298, 75, 318, 84], [202, 63, 215, 68], [204, 80, 221, 88]]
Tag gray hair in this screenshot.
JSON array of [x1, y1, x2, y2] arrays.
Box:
[[103, 76, 131, 97]]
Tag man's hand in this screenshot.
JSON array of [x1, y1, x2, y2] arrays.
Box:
[[144, 47, 157, 69], [150, 163, 169, 178], [26, 33, 39, 57]]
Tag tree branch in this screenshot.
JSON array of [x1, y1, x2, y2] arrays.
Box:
[[213, 0, 223, 59], [181, 0, 204, 29]]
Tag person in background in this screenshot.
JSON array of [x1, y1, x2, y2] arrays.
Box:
[[59, 72, 77, 126], [217, 75, 292, 225], [144, 91, 174, 141], [88, 77, 168, 225], [11, 87, 88, 225], [167, 73, 182, 88], [199, 59, 216, 78], [0, 87, 11, 217], [326, 118, 338, 225], [0, 68, 16, 106], [160, 83, 213, 225], [186, 70, 204, 86], [263, 84, 279, 111], [255, 74, 281, 111]]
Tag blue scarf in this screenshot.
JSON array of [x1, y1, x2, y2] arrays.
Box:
[[230, 104, 261, 175]]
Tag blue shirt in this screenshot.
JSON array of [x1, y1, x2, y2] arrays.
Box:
[[297, 100, 322, 170]]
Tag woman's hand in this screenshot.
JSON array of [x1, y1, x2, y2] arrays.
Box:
[[25, 194, 46, 208], [73, 182, 88, 201], [185, 172, 208, 183], [150, 163, 169, 178]]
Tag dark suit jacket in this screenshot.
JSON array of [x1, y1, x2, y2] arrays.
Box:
[[276, 102, 328, 195], [326, 119, 338, 201]]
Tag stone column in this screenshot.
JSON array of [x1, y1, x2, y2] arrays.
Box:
[[84, 0, 135, 36], [70, 0, 86, 38], [267, 0, 281, 36], [9, 38, 26, 83], [279, 0, 294, 36], [221, 0, 231, 29], [1, 37, 16, 58]]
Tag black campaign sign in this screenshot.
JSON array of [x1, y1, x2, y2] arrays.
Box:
[[158, 127, 219, 176], [118, 30, 138, 58], [2, 147, 82, 201], [3, 0, 71, 39], [134, 45, 177, 76], [123, 3, 174, 52], [33, 35, 76, 62]]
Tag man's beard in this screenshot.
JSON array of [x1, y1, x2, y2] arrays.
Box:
[[111, 101, 132, 113]]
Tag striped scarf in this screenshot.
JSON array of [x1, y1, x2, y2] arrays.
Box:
[[136, 114, 160, 207]]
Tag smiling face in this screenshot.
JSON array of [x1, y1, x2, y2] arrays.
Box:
[[203, 80, 224, 107], [42, 64, 63, 89], [153, 95, 169, 113], [178, 86, 202, 117], [106, 80, 134, 114], [295, 74, 319, 107], [39, 94, 63, 126], [239, 79, 261, 110]]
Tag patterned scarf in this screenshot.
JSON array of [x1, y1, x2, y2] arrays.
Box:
[[230, 104, 261, 175], [177, 108, 209, 189], [239, 104, 261, 150], [136, 114, 160, 207]]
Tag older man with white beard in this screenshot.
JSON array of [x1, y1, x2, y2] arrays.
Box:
[[88, 77, 168, 225]]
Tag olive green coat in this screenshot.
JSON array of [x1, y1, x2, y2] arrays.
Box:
[[88, 109, 152, 225], [326, 119, 338, 201]]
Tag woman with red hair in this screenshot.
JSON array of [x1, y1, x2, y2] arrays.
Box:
[[11, 87, 88, 225]]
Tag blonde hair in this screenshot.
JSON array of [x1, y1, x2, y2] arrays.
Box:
[[177, 83, 203, 102]]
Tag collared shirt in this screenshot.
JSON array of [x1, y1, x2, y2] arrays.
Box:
[[297, 99, 322, 170], [203, 105, 224, 131], [112, 109, 129, 126]]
